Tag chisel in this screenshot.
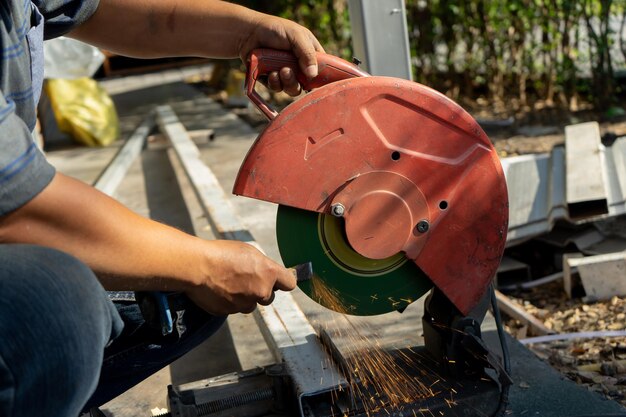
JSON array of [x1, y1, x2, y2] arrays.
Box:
[[289, 262, 314, 283]]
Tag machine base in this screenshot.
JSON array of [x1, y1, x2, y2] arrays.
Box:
[[163, 332, 626, 417], [165, 347, 502, 417]]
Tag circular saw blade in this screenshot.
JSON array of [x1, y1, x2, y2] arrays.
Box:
[[276, 205, 432, 316]]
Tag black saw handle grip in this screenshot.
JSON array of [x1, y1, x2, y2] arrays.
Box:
[[245, 48, 369, 120]]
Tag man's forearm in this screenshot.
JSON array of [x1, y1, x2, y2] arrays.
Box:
[[69, 0, 260, 59], [0, 173, 205, 291], [0, 172, 298, 314]]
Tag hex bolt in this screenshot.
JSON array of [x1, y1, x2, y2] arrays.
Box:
[[330, 203, 345, 217], [416, 220, 430, 233]]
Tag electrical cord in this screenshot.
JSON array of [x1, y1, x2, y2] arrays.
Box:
[[490, 283, 512, 417]]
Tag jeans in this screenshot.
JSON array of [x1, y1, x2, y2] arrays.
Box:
[[0, 244, 226, 417]]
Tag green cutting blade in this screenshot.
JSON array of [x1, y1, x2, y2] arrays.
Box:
[[276, 205, 432, 316]]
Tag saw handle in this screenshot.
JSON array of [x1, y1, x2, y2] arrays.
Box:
[[245, 48, 369, 120]]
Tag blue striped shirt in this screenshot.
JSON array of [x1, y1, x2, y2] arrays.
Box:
[[0, 0, 99, 215]]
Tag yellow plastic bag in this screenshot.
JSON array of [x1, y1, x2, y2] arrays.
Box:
[[44, 78, 119, 147]]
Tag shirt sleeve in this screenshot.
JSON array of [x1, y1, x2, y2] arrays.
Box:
[[0, 90, 55, 216], [32, 0, 100, 40]]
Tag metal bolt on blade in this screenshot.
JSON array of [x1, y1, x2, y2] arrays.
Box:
[[331, 203, 345, 217], [416, 220, 429, 233]]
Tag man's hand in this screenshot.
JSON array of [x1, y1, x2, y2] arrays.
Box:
[[238, 14, 325, 97], [188, 241, 297, 315]]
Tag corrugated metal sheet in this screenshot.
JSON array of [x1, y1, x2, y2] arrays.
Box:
[[502, 135, 626, 246]]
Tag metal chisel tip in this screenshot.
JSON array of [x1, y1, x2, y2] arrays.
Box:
[[290, 262, 314, 282]]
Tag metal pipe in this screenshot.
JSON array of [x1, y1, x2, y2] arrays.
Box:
[[521, 330, 626, 345]]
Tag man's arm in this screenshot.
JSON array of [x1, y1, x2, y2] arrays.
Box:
[[0, 172, 296, 315], [0, 0, 320, 314], [69, 0, 324, 92]]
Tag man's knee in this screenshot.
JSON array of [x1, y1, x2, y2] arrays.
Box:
[[0, 244, 123, 417], [0, 244, 122, 341]]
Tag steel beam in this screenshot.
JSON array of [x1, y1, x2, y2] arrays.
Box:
[[565, 122, 609, 219], [502, 134, 626, 246], [93, 114, 155, 196], [502, 148, 567, 245], [604, 134, 626, 216]]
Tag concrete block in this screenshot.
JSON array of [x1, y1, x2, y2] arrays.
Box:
[[566, 252, 626, 301]]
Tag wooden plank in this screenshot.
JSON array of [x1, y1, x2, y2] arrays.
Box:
[[495, 290, 554, 336], [565, 122, 609, 219]]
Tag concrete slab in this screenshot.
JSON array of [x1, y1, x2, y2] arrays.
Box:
[[569, 252, 626, 301], [46, 144, 121, 184], [484, 332, 626, 416]]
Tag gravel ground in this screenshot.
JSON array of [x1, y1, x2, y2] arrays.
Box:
[[492, 119, 626, 157], [504, 282, 626, 407]]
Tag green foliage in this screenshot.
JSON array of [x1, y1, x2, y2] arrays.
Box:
[[239, 0, 625, 110], [234, 0, 352, 59], [408, 0, 625, 109]]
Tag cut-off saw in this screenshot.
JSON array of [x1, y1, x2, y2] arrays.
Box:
[[234, 49, 508, 318], [232, 49, 511, 416]]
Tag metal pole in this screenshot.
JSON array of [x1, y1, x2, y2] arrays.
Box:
[[348, 0, 413, 80]]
